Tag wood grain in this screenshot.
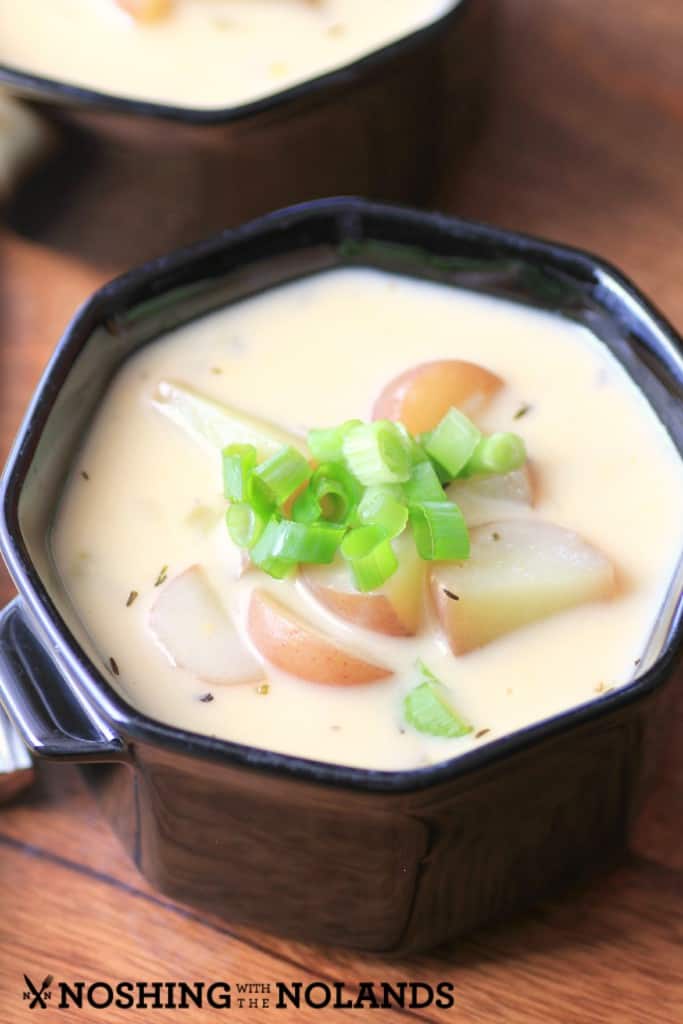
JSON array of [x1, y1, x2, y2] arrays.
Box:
[[1, 1, 682, 1020]]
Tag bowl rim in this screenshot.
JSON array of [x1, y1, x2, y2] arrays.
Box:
[[0, 0, 470, 125], [1, 196, 682, 794]]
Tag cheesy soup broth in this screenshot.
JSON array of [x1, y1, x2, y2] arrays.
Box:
[[52, 269, 683, 770]]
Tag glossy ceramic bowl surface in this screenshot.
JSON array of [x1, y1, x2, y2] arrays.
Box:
[[1, 0, 494, 266], [1, 198, 682, 952]]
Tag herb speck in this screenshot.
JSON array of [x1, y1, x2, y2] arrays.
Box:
[[443, 589, 460, 601], [492, 531, 501, 541], [154, 565, 169, 587], [210, 367, 223, 375], [514, 403, 532, 420], [199, 692, 214, 703], [126, 590, 139, 608], [256, 683, 270, 696], [475, 728, 490, 739], [634, 658, 641, 667], [81, 471, 90, 481], [109, 657, 120, 676]]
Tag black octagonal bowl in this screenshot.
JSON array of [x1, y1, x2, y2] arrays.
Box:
[[1, 0, 494, 267], [1, 198, 682, 953]]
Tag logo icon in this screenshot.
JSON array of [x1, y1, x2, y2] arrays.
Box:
[[23, 975, 53, 1010]]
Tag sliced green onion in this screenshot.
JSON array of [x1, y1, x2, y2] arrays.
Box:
[[250, 446, 312, 508], [424, 408, 482, 478], [291, 485, 322, 524], [403, 460, 446, 504], [340, 524, 399, 592], [409, 501, 470, 560], [292, 463, 362, 526], [257, 518, 344, 564], [396, 423, 429, 466], [315, 478, 352, 523], [357, 486, 408, 538], [404, 661, 472, 738], [343, 420, 412, 485], [222, 443, 257, 502], [226, 502, 266, 549], [462, 432, 526, 477], [249, 518, 296, 579], [312, 462, 362, 524], [307, 420, 362, 464]]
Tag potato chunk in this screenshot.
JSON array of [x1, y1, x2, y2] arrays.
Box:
[[247, 590, 392, 686], [150, 565, 261, 684], [302, 532, 424, 637], [431, 520, 615, 654], [372, 360, 503, 434], [447, 465, 534, 526], [152, 380, 306, 459], [116, 0, 171, 21]]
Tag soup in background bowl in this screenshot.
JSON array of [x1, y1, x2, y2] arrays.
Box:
[[1, 199, 681, 951], [2, 0, 463, 111], [0, 0, 493, 266]]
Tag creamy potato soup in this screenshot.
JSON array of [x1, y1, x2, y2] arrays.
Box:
[[52, 269, 683, 770], [0, 0, 460, 110]]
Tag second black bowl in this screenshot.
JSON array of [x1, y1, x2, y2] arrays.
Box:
[[1, 0, 495, 266]]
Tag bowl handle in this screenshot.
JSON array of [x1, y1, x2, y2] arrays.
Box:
[[0, 598, 126, 762]]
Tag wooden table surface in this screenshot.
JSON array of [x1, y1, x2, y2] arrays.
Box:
[[1, 1, 682, 1020]]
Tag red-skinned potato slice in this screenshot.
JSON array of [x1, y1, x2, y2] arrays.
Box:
[[116, 0, 171, 21], [150, 565, 261, 684], [302, 531, 424, 637], [247, 590, 392, 686], [372, 360, 503, 433], [431, 520, 615, 655]]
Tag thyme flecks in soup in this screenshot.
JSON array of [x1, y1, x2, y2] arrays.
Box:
[[0, 0, 461, 110], [52, 269, 683, 770]]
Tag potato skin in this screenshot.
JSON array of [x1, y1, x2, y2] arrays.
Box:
[[247, 590, 392, 686], [303, 573, 413, 637], [372, 360, 503, 434], [116, 0, 171, 22]]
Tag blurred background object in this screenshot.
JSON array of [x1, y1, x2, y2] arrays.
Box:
[[0, 89, 51, 203], [0, 702, 34, 803], [0, 0, 493, 266]]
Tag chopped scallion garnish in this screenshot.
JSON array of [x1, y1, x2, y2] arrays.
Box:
[[403, 459, 446, 504], [424, 408, 482, 478], [217, 403, 526, 591], [253, 518, 344, 564], [409, 501, 469, 561], [222, 443, 257, 502], [312, 462, 362, 524], [307, 420, 362, 464], [357, 486, 408, 539], [343, 420, 412, 485], [463, 432, 527, 477], [226, 502, 266, 549], [340, 524, 399, 591], [250, 519, 296, 579], [404, 661, 472, 738], [250, 446, 312, 508]]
